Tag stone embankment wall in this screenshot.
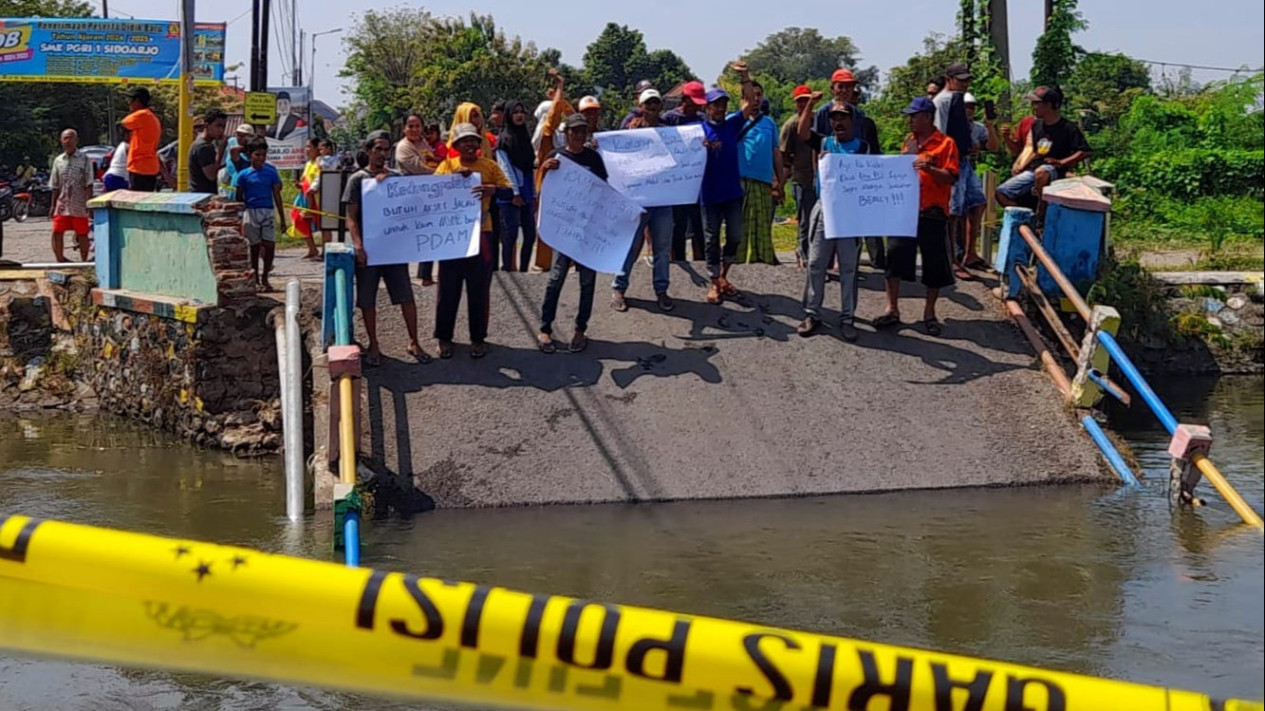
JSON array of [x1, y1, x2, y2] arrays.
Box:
[[1, 198, 287, 456]]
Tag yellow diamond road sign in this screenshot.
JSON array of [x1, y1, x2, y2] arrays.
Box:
[[244, 92, 277, 125]]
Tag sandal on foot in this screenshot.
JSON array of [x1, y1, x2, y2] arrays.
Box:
[[922, 318, 942, 337], [568, 334, 588, 353], [718, 277, 738, 296], [470, 342, 488, 359], [438, 341, 454, 359], [407, 344, 433, 364], [953, 266, 976, 281], [872, 312, 901, 329], [537, 335, 557, 354]]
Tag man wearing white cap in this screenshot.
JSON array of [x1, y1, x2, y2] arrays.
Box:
[[611, 87, 676, 313], [960, 93, 998, 270], [223, 123, 255, 193]]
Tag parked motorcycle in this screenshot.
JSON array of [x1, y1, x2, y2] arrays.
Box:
[[0, 182, 14, 223], [13, 179, 53, 222]]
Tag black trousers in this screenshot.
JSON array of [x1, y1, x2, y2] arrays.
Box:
[[129, 173, 159, 192], [433, 233, 491, 342], [671, 203, 705, 261]]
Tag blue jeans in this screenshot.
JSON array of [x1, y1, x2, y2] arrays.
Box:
[[703, 199, 743, 279], [540, 251, 596, 335], [793, 182, 818, 264], [498, 200, 537, 272], [613, 206, 673, 294]]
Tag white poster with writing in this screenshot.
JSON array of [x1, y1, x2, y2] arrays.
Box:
[[819, 154, 920, 239], [360, 173, 483, 266], [538, 158, 645, 273], [597, 125, 706, 207]]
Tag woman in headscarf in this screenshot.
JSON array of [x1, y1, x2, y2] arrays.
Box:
[[493, 100, 538, 272], [448, 102, 493, 157]]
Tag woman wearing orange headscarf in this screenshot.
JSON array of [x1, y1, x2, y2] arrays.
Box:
[[448, 102, 495, 157]]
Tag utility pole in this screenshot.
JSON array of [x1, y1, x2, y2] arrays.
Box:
[[989, 0, 1012, 107], [177, 0, 195, 191], [1044, 0, 1055, 29], [103, 0, 115, 145], [290, 0, 299, 86], [297, 30, 304, 86], [259, 0, 271, 90], [250, 0, 260, 91]]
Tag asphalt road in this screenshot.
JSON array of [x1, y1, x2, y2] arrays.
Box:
[[353, 261, 1107, 506]]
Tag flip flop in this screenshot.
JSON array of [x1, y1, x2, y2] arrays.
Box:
[[537, 336, 557, 354], [953, 266, 977, 281], [922, 318, 942, 337], [407, 344, 433, 364], [963, 255, 990, 269], [872, 312, 900, 329], [569, 335, 588, 354]]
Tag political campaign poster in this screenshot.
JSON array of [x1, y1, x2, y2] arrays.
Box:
[[263, 86, 310, 169], [596, 125, 706, 207], [819, 154, 920, 239], [360, 173, 482, 266], [0, 17, 225, 83], [538, 157, 644, 273]]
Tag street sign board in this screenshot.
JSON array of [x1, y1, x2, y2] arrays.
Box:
[[244, 92, 277, 125]]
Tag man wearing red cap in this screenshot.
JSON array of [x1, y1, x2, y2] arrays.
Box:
[[814, 69, 867, 140], [780, 84, 817, 266], [662, 80, 708, 262]]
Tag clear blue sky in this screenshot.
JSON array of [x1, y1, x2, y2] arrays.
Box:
[[93, 0, 1264, 107]]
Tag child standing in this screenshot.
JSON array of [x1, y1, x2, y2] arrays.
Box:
[[234, 138, 289, 292]]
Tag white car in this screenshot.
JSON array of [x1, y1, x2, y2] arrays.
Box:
[[79, 144, 113, 195]]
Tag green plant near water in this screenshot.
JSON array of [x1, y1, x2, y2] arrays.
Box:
[[1087, 255, 1170, 342]]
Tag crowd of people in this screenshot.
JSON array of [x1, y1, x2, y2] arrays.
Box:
[[35, 60, 1092, 365], [325, 61, 1091, 364]]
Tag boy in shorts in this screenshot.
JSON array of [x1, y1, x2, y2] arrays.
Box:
[[234, 139, 288, 292], [344, 132, 427, 366]]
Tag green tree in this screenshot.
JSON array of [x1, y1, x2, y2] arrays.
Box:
[[739, 27, 877, 91], [1030, 0, 1087, 88], [341, 10, 559, 135], [1065, 52, 1151, 126], [580, 23, 693, 127]]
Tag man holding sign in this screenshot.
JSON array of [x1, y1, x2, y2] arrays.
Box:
[[536, 114, 613, 354], [874, 98, 959, 337], [793, 95, 871, 341], [343, 132, 427, 366]]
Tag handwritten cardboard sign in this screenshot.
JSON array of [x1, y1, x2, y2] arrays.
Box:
[[819, 154, 920, 239], [538, 157, 644, 273], [597, 125, 707, 207], [360, 173, 482, 266]]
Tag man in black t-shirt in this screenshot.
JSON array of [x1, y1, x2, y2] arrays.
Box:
[[995, 86, 1091, 207], [187, 109, 227, 193], [536, 114, 609, 354]]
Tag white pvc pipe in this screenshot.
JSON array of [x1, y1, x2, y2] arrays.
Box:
[[283, 280, 305, 521], [275, 319, 294, 517]]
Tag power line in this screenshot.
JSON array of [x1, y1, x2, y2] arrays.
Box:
[[1086, 52, 1263, 74], [271, 0, 291, 81]]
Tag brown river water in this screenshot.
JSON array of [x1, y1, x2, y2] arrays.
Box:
[[1, 376, 1262, 709]]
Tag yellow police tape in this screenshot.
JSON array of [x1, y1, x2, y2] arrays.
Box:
[[1, 514, 1260, 711]]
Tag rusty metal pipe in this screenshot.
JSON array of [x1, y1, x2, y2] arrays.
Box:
[[1017, 224, 1092, 321], [1004, 299, 1071, 395]]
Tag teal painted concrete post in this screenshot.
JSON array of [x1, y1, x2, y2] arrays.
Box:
[[91, 206, 119, 289], [995, 207, 1035, 300], [322, 243, 355, 347]]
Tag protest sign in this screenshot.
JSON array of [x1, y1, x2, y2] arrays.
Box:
[[538, 158, 644, 273], [597, 125, 706, 207], [819, 154, 920, 239], [360, 173, 482, 266]]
